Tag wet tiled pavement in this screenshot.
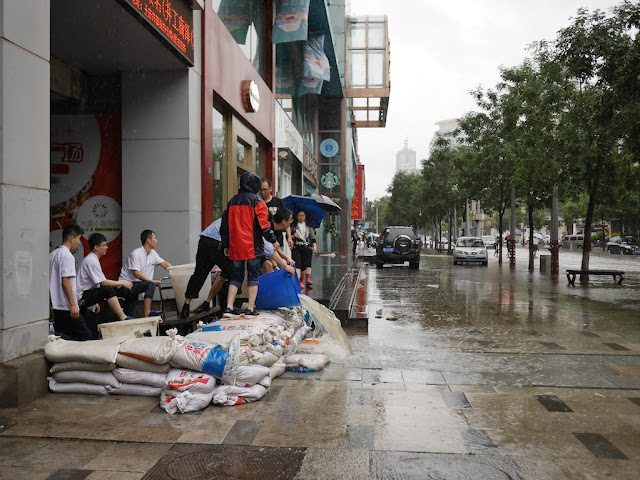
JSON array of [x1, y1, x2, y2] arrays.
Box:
[[1, 247, 639, 479]]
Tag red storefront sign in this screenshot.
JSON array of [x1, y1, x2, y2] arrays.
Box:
[[351, 165, 364, 220]]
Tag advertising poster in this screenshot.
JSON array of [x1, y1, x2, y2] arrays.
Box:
[[273, 0, 310, 44], [351, 165, 364, 220], [50, 115, 122, 279]]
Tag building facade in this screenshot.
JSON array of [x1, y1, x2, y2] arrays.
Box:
[[396, 140, 418, 174]]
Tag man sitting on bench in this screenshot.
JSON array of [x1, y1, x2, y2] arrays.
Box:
[[76, 233, 135, 328]]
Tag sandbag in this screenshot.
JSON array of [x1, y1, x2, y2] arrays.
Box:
[[211, 382, 269, 406], [269, 361, 286, 379], [235, 365, 270, 387], [108, 383, 163, 397], [170, 334, 240, 385], [48, 377, 108, 395], [165, 368, 217, 394], [160, 389, 214, 414], [247, 350, 279, 367], [112, 368, 167, 387], [52, 370, 121, 388], [284, 353, 330, 372], [116, 354, 172, 373], [49, 362, 116, 374], [118, 335, 177, 364], [44, 336, 127, 364]]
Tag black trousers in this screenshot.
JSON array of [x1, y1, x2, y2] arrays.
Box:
[[185, 236, 232, 299], [52, 309, 92, 341]]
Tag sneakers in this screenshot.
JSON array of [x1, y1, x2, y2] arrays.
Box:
[[148, 310, 162, 317], [180, 303, 190, 319], [193, 301, 211, 314], [222, 308, 236, 318], [243, 308, 259, 316], [306, 275, 313, 286]]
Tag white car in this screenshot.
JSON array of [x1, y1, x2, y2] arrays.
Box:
[[453, 237, 488, 266]]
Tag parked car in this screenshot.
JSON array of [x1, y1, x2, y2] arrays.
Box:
[[562, 234, 584, 249], [481, 236, 496, 247], [453, 236, 488, 266], [606, 235, 640, 255], [375, 226, 421, 269]]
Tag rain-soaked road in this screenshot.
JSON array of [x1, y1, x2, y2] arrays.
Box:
[[339, 246, 640, 479]]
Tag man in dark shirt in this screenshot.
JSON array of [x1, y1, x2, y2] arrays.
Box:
[[260, 178, 293, 249]]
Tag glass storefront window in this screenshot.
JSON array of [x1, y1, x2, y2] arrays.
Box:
[[237, 140, 246, 164], [213, 104, 227, 220], [368, 22, 385, 48], [212, 0, 267, 81], [349, 22, 366, 48]]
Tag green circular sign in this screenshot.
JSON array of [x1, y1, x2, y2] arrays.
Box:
[[321, 171, 339, 189]]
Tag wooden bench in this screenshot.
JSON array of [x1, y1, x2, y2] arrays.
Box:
[[566, 269, 625, 286]]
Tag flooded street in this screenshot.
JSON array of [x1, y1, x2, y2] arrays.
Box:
[[336, 247, 640, 478]]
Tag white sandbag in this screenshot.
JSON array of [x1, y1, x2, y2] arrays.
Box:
[[187, 329, 255, 344], [44, 336, 127, 364], [116, 354, 172, 373], [247, 350, 279, 367], [269, 361, 286, 379], [49, 362, 116, 374], [235, 364, 270, 387], [118, 335, 177, 364], [211, 383, 269, 406], [170, 334, 240, 385], [112, 368, 167, 387], [160, 389, 214, 414], [284, 353, 330, 372], [165, 368, 217, 394], [52, 370, 121, 388], [49, 377, 108, 395], [108, 383, 163, 397], [201, 319, 276, 335]]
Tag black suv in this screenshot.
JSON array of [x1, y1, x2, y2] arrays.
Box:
[[375, 226, 421, 269]]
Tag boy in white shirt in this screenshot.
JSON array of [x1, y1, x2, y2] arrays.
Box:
[[49, 224, 92, 340], [119, 230, 172, 317], [77, 233, 134, 326]]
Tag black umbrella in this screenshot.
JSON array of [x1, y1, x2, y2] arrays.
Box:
[[306, 193, 341, 212]]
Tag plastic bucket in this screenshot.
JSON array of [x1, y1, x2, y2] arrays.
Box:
[[255, 268, 300, 309], [98, 316, 161, 338], [168, 263, 211, 313]]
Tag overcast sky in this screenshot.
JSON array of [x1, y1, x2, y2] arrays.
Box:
[[349, 0, 623, 200]]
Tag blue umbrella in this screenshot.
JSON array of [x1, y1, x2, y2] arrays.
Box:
[[282, 195, 326, 228]]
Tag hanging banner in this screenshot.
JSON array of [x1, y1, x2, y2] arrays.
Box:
[[302, 35, 330, 81], [50, 115, 122, 279], [218, 0, 252, 44], [351, 165, 364, 220], [273, 0, 310, 44], [297, 77, 323, 96], [276, 61, 296, 95]]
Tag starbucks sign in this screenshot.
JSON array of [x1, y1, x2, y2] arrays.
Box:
[[321, 171, 339, 189]]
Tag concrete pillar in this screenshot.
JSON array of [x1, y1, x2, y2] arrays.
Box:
[[0, 1, 51, 363], [120, 68, 202, 274]]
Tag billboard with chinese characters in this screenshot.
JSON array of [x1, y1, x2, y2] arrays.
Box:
[[50, 115, 122, 279], [351, 165, 364, 220]]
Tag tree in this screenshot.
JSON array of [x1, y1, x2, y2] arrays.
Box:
[[385, 172, 424, 230]]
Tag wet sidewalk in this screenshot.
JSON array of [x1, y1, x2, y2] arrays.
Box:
[[1, 247, 639, 479]]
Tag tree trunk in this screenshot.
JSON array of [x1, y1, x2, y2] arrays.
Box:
[[580, 186, 599, 284], [528, 202, 535, 272]]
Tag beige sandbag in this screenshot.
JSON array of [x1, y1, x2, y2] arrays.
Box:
[[118, 335, 177, 364], [49, 362, 116, 374], [44, 336, 127, 364], [52, 370, 121, 389], [116, 354, 172, 373], [108, 383, 163, 397], [112, 368, 167, 387], [48, 377, 108, 395]]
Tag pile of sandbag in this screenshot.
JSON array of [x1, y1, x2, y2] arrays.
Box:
[[44, 306, 333, 413]]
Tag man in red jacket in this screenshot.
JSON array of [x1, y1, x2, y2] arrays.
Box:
[[221, 171, 279, 316]]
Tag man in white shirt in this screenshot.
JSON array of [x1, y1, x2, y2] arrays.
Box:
[[49, 224, 92, 340], [77, 233, 134, 326], [119, 229, 172, 317]]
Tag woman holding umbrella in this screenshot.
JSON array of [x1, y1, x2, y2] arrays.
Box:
[[291, 209, 317, 290]]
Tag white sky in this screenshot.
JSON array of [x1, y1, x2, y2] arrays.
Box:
[[349, 0, 623, 200]]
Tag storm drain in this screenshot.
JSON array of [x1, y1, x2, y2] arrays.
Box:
[[142, 444, 306, 480]]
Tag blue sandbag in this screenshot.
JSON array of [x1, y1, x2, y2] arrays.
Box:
[[255, 268, 301, 309]]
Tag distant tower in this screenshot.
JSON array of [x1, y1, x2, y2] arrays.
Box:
[[396, 139, 417, 174]]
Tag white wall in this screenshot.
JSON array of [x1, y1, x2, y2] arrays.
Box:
[[0, 1, 51, 362], [121, 65, 202, 279]]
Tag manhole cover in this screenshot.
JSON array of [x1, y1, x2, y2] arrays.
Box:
[[143, 445, 306, 480]]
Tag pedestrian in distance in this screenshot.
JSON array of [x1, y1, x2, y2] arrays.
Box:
[[49, 224, 92, 341], [260, 178, 293, 250], [351, 227, 358, 255], [119, 230, 172, 317], [180, 218, 233, 319], [76, 233, 134, 330], [292, 209, 317, 290], [221, 171, 280, 317]]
